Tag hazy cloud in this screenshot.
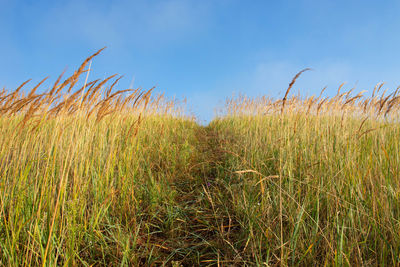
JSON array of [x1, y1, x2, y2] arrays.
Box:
[[37, 0, 210, 48]]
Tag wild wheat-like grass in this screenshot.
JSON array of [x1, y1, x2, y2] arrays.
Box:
[[2, 50, 400, 265], [0, 49, 198, 266], [211, 79, 400, 265]]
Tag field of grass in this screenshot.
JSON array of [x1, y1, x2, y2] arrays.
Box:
[[1, 51, 400, 266]]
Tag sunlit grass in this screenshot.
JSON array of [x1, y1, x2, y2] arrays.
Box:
[[210, 113, 400, 265], [1, 56, 400, 266]]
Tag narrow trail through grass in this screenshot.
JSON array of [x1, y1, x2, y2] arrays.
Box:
[[164, 125, 232, 265], [2, 50, 400, 265], [147, 123, 253, 265]]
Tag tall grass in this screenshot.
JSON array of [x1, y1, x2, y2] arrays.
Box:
[[0, 50, 200, 266], [210, 72, 400, 265], [1, 55, 400, 266]]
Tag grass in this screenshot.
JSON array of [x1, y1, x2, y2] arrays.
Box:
[[1, 52, 400, 266], [210, 113, 400, 265]]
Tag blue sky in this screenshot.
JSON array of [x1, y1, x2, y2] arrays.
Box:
[[1, 0, 400, 122]]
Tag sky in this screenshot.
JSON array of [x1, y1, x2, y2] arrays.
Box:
[[1, 0, 400, 122]]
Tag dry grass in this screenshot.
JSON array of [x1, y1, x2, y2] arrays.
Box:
[[0, 49, 199, 266], [1, 52, 400, 266], [211, 76, 400, 265]]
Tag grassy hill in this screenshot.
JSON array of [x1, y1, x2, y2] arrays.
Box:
[[1, 51, 400, 266]]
